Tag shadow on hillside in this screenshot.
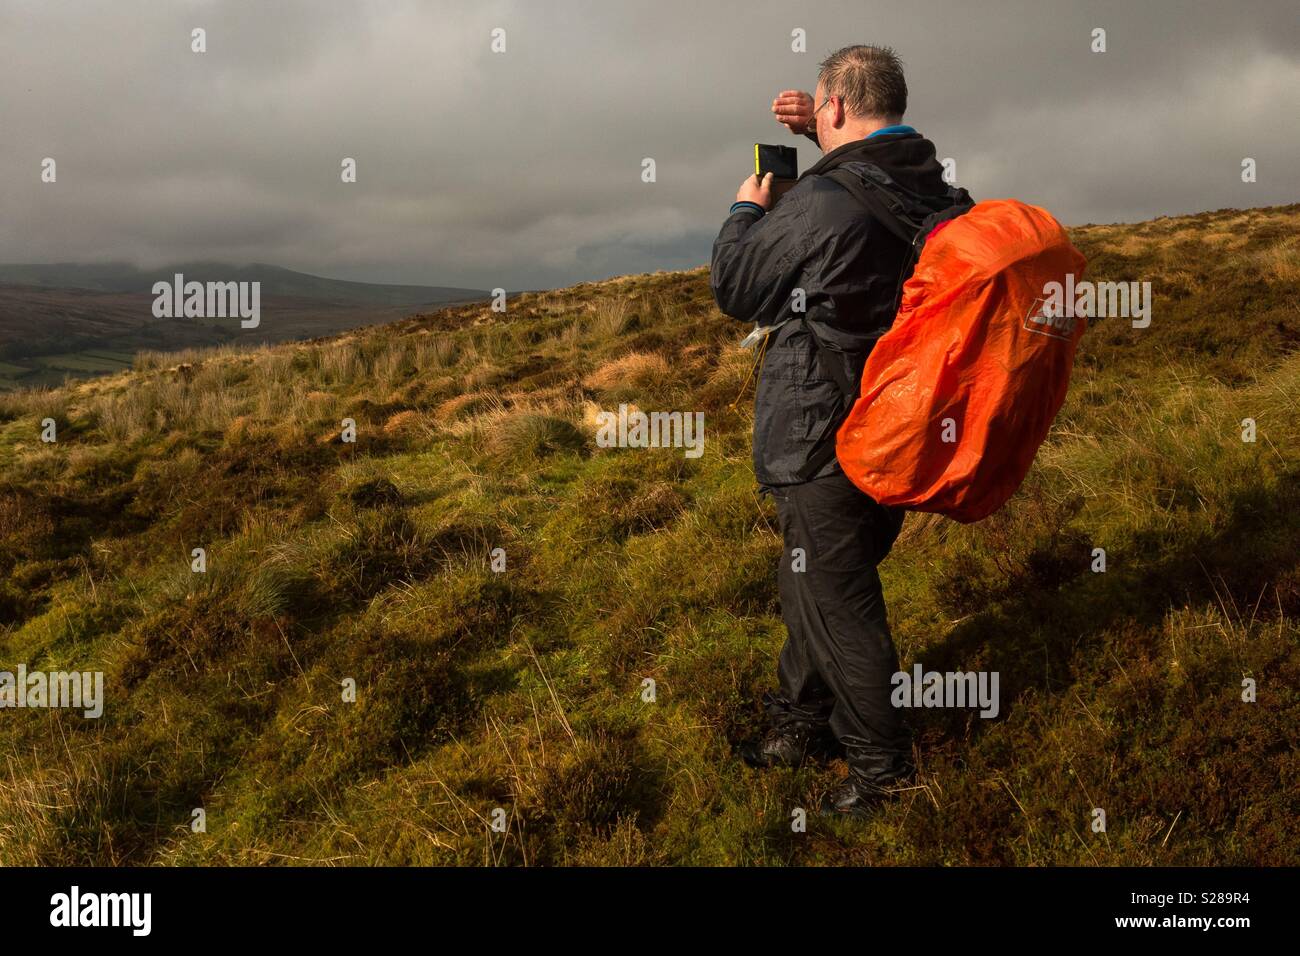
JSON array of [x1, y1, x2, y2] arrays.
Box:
[[911, 464, 1300, 748], [41, 564, 566, 865]]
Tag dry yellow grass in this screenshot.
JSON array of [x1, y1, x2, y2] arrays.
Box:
[[383, 410, 424, 436], [1250, 236, 1300, 282], [226, 415, 272, 444], [582, 352, 670, 391], [434, 392, 494, 423]]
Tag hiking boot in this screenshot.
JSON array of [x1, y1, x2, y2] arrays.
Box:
[[739, 722, 838, 769], [819, 760, 915, 818], [819, 777, 898, 818]]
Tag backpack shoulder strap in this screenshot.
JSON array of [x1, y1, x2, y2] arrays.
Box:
[[825, 162, 973, 241], [824, 162, 974, 314], [823, 166, 924, 245]]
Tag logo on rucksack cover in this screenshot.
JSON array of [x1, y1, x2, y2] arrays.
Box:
[[1022, 296, 1077, 341]]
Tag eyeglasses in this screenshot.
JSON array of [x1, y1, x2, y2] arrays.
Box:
[[810, 94, 834, 132]]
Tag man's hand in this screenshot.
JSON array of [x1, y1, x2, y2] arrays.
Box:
[[736, 172, 774, 210], [772, 89, 815, 135]]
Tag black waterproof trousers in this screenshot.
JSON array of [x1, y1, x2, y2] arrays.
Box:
[[765, 470, 913, 786]]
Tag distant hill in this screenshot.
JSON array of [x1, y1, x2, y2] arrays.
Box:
[[0, 263, 489, 388], [0, 262, 485, 307]]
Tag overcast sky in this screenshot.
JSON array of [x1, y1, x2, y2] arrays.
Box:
[[2, 0, 1297, 290]]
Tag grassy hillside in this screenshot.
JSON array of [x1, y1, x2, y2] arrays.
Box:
[[1, 205, 1297, 866]]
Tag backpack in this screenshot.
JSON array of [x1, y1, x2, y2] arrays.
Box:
[[801, 162, 1087, 523]]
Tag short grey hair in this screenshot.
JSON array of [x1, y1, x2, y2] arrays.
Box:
[[818, 45, 908, 121]]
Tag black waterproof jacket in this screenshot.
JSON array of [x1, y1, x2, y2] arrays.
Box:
[[711, 132, 955, 487]]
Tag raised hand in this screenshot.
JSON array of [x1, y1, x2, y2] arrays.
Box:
[[772, 89, 815, 135]]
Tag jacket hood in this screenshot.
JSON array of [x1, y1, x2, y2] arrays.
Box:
[[801, 132, 949, 198]]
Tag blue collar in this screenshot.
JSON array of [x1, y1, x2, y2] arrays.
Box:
[[867, 124, 916, 139]]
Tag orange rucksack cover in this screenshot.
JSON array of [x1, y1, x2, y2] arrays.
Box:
[[836, 200, 1087, 523]]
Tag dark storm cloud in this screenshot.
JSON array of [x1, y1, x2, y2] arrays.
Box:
[[1, 0, 1296, 290]]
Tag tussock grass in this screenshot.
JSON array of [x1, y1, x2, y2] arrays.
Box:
[[582, 352, 671, 393], [0, 206, 1297, 866]]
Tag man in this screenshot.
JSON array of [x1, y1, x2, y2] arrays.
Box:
[[710, 45, 962, 817]]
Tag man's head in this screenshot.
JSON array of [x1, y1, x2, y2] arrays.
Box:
[[812, 45, 908, 153]]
